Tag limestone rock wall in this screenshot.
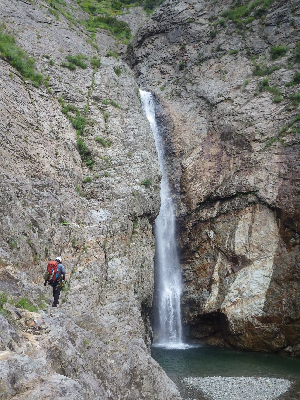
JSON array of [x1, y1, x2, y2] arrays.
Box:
[[0, 0, 181, 398], [129, 0, 300, 354]]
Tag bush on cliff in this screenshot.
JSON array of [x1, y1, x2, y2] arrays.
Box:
[[0, 28, 43, 86], [84, 15, 131, 41], [270, 45, 287, 60]]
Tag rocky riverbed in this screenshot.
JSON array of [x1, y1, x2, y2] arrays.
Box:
[[184, 377, 291, 400]]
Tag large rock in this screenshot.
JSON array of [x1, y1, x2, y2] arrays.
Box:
[[0, 0, 181, 398], [129, 0, 300, 353]]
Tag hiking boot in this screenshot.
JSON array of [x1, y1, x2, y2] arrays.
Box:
[[52, 303, 57, 307]]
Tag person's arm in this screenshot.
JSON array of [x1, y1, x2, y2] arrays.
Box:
[[59, 263, 66, 280]]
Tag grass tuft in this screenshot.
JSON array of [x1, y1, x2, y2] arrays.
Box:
[[16, 297, 38, 313]]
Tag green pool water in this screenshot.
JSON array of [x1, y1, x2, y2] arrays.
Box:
[[151, 345, 300, 399]]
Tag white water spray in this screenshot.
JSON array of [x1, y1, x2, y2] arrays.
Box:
[[140, 90, 184, 348]]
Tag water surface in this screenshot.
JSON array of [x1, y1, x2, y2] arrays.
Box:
[[152, 345, 300, 399]]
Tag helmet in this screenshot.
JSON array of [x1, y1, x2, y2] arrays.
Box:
[[55, 257, 62, 263]]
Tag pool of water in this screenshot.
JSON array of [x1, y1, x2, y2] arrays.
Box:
[[151, 345, 300, 399]]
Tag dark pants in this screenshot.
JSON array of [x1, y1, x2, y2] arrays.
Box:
[[52, 281, 61, 305]]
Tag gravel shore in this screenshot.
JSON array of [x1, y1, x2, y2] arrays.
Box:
[[183, 376, 291, 400]]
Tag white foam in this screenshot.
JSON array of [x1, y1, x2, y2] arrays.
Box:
[[152, 342, 201, 350]]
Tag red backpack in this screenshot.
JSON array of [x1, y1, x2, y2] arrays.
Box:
[[47, 260, 59, 282]]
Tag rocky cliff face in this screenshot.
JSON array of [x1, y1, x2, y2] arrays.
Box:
[[129, 0, 300, 354], [0, 0, 181, 398]]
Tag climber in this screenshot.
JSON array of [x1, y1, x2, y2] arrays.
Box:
[[44, 257, 66, 307]]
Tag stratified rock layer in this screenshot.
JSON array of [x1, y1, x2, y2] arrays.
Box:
[[129, 0, 300, 353], [0, 0, 181, 398]]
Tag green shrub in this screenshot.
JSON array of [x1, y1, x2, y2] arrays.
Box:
[[91, 55, 101, 68], [260, 78, 269, 88], [259, 78, 282, 98], [77, 138, 95, 169], [229, 49, 239, 55], [113, 66, 121, 76], [49, 8, 60, 19], [253, 64, 281, 76], [76, 185, 83, 196], [62, 103, 77, 114], [209, 30, 216, 39], [220, 0, 274, 26], [0, 28, 43, 86], [141, 179, 152, 187], [0, 292, 9, 317], [61, 61, 76, 70], [270, 45, 286, 60], [83, 15, 131, 42], [71, 115, 87, 135], [83, 176, 92, 183], [290, 72, 300, 86], [16, 298, 38, 313], [111, 0, 123, 10], [106, 50, 119, 59], [273, 95, 283, 103], [103, 99, 121, 108], [46, 0, 66, 6], [62, 54, 88, 70], [96, 137, 111, 147], [295, 42, 300, 63], [61, 103, 87, 135], [67, 54, 88, 68], [290, 93, 300, 106], [103, 112, 109, 122], [245, 16, 254, 24], [178, 61, 186, 71], [0, 292, 7, 308], [8, 238, 17, 250], [143, 0, 164, 11], [222, 4, 248, 20]]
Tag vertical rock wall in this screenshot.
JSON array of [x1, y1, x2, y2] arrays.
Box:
[[0, 0, 181, 398], [129, 0, 300, 354]]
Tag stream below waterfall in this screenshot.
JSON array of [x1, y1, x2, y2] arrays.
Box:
[[152, 345, 300, 399]]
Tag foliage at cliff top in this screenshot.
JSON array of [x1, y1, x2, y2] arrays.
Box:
[[45, 0, 165, 43], [0, 28, 43, 86], [215, 0, 275, 27], [79, 0, 164, 14]]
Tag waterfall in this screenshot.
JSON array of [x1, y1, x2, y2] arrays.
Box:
[[140, 90, 184, 348]]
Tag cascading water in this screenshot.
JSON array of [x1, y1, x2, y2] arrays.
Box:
[[140, 90, 184, 348]]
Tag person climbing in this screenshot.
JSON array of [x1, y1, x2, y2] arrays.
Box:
[[44, 257, 66, 307]]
